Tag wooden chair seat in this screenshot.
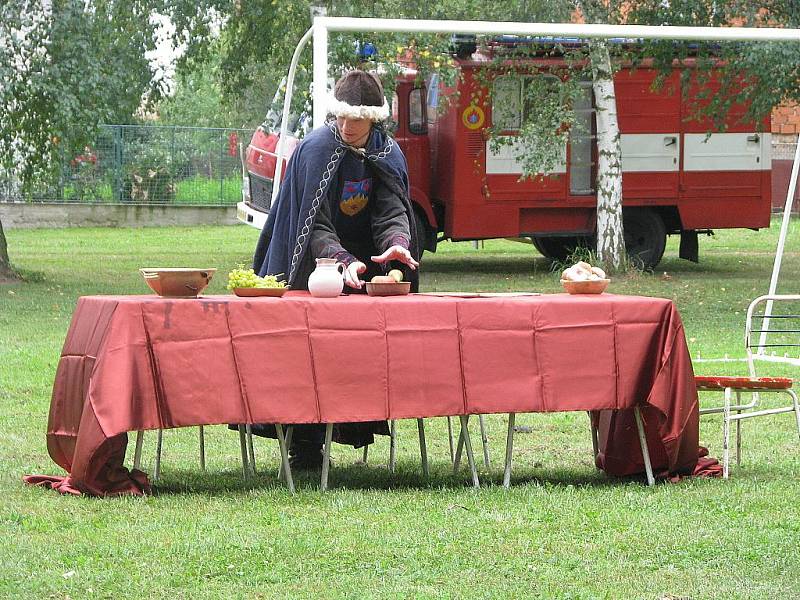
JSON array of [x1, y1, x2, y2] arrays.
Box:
[[695, 376, 793, 391], [695, 294, 800, 479]]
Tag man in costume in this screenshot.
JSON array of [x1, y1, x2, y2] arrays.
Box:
[[251, 69, 421, 468]]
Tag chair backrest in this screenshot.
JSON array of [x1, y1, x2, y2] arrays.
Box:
[[745, 294, 800, 378]]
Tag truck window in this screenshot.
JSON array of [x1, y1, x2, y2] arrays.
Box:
[[426, 74, 439, 124], [409, 87, 427, 135], [493, 75, 594, 192], [492, 74, 561, 132], [493, 76, 522, 131], [569, 81, 595, 195]]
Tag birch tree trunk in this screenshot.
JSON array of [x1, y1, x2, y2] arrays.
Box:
[[0, 217, 17, 281], [589, 39, 625, 269]]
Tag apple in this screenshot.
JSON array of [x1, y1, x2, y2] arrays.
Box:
[[388, 269, 403, 283]]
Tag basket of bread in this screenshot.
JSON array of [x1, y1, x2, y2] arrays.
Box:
[[560, 261, 610, 294]]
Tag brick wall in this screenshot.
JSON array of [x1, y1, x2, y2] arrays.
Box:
[[771, 104, 800, 212], [773, 103, 800, 136]]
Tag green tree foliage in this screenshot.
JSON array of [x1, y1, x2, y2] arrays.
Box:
[[166, 1, 569, 119], [172, 0, 798, 171], [0, 0, 165, 278], [1, 1, 165, 188], [157, 43, 261, 129], [624, 0, 800, 130]]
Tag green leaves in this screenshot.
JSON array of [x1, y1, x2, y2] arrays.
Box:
[[1, 0, 164, 193]]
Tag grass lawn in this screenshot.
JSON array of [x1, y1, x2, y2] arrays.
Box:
[[2, 220, 800, 599]]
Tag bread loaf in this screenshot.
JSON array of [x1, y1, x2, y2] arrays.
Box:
[[561, 261, 608, 282], [371, 275, 395, 284]]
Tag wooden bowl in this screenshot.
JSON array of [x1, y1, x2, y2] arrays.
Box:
[[140, 268, 216, 298], [365, 281, 412, 297], [233, 287, 287, 297], [560, 278, 610, 295]]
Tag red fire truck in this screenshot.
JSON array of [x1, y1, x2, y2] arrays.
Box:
[[238, 44, 771, 269]]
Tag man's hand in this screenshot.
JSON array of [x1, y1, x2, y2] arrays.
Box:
[[343, 261, 367, 289], [371, 245, 419, 269]]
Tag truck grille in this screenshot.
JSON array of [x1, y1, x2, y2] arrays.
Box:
[[249, 172, 273, 213], [466, 132, 483, 157]]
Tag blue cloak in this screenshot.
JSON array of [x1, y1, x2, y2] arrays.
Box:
[[253, 121, 419, 290]]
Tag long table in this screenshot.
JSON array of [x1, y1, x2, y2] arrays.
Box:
[[26, 291, 702, 496]]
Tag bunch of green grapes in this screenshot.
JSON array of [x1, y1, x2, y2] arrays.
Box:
[[227, 266, 286, 290]]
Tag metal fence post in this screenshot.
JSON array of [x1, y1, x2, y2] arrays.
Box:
[[220, 131, 225, 202], [112, 126, 122, 201], [171, 126, 176, 186], [57, 142, 66, 200]]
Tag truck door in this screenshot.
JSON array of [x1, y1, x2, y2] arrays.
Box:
[[485, 75, 567, 201], [615, 69, 681, 202], [679, 76, 771, 229]]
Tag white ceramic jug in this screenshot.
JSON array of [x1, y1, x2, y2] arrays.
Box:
[[307, 258, 345, 298]]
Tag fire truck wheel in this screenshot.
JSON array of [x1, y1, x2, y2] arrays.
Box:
[[622, 209, 666, 270], [531, 235, 592, 262]]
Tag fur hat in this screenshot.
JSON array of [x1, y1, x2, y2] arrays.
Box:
[[328, 70, 390, 121]]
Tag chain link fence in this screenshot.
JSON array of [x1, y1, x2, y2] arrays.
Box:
[[2, 124, 253, 205], [4, 127, 799, 212]]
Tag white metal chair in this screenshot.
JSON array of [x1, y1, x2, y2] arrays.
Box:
[[324, 419, 466, 491], [361, 417, 488, 483], [451, 415, 491, 471], [696, 294, 800, 478], [501, 407, 655, 488], [132, 425, 256, 483]]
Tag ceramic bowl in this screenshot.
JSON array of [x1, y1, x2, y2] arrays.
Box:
[[233, 287, 287, 297], [140, 268, 216, 298], [560, 278, 610, 295], [365, 281, 412, 297]]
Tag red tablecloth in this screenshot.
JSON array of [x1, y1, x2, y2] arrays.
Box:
[[26, 292, 702, 495]]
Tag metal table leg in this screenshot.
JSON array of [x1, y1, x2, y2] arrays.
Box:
[[633, 406, 655, 486], [503, 413, 515, 489]]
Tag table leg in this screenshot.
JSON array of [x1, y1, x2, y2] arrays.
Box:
[[153, 429, 163, 481], [238, 425, 249, 480], [278, 426, 293, 479], [362, 444, 369, 464], [447, 417, 455, 465], [453, 415, 467, 472], [459, 415, 480, 489], [321, 423, 334, 492], [198, 426, 206, 472], [245, 424, 256, 476], [478, 414, 490, 469], [417, 418, 429, 477], [632, 406, 655, 486], [275, 424, 294, 494], [588, 411, 599, 464], [503, 413, 515, 489], [388, 420, 397, 473], [133, 431, 144, 471]]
